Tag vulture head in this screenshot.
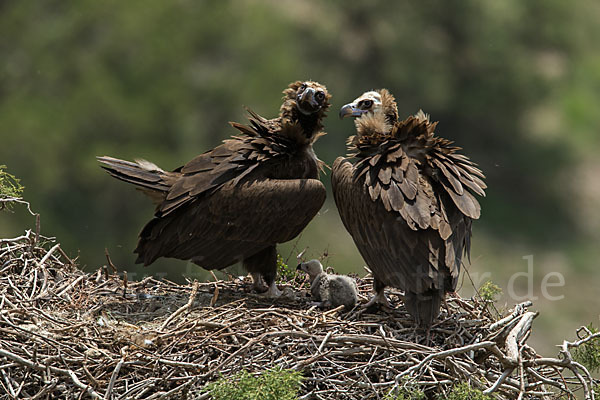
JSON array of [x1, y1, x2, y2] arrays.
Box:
[[281, 81, 331, 142], [297, 259, 324, 281], [339, 89, 400, 146], [339, 89, 398, 125], [284, 81, 331, 116]]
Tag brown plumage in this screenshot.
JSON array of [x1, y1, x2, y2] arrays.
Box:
[[98, 81, 330, 297], [333, 89, 485, 326]]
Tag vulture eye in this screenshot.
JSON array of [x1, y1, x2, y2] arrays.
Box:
[[362, 100, 373, 108], [299, 83, 308, 91], [315, 91, 325, 101]]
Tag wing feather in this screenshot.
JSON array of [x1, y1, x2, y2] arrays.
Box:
[[332, 144, 476, 299], [432, 157, 464, 195], [333, 157, 449, 294], [444, 184, 481, 219], [387, 181, 404, 211], [137, 178, 326, 267], [334, 101, 485, 327]]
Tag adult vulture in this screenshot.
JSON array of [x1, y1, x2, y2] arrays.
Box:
[[98, 81, 330, 297], [332, 89, 485, 326]]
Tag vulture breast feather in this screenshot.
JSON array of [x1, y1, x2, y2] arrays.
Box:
[[332, 89, 486, 326]]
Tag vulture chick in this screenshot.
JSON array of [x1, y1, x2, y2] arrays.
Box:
[[98, 81, 331, 297], [333, 90, 486, 327], [297, 260, 358, 310]]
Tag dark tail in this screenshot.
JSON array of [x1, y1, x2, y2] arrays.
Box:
[[97, 156, 172, 193], [404, 289, 443, 328]]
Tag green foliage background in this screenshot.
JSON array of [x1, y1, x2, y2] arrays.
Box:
[[1, 0, 599, 354]]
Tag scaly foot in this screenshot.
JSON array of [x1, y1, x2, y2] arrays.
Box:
[[262, 281, 282, 298], [364, 290, 391, 308]]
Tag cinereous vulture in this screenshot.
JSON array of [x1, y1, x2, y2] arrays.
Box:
[[333, 89, 485, 326], [98, 81, 330, 297]]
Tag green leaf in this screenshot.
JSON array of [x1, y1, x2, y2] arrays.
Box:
[[573, 324, 600, 373], [0, 165, 24, 210], [204, 367, 303, 400]]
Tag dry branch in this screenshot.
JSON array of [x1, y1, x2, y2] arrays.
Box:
[[0, 216, 598, 399]]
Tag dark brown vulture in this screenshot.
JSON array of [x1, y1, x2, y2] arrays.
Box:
[[98, 81, 330, 297], [332, 89, 485, 326]]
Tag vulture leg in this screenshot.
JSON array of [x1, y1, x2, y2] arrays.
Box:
[[264, 280, 282, 298], [249, 272, 265, 293], [404, 289, 443, 328], [442, 296, 452, 316], [364, 278, 391, 308], [244, 245, 281, 298]]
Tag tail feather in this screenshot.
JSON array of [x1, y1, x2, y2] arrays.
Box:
[[404, 289, 443, 328], [97, 156, 174, 196]]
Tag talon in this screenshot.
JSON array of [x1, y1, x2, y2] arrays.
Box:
[[263, 281, 282, 298], [363, 291, 391, 309]]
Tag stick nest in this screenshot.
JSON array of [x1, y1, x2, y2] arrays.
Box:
[[1, 216, 598, 399]]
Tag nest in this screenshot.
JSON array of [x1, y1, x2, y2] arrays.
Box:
[[1, 205, 598, 399]]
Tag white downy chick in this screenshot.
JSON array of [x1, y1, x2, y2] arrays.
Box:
[[297, 259, 358, 310]]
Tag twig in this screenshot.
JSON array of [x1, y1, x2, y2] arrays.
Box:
[[37, 244, 60, 267], [0, 197, 36, 216], [104, 248, 117, 274], [104, 357, 125, 400], [1, 225, 597, 400], [0, 349, 102, 399], [160, 281, 199, 330], [484, 367, 514, 394], [56, 275, 85, 297], [505, 312, 538, 364], [318, 331, 334, 353], [489, 301, 532, 331], [396, 341, 496, 381]]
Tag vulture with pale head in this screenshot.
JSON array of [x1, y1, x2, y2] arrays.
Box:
[[333, 89, 485, 326], [98, 81, 330, 297]]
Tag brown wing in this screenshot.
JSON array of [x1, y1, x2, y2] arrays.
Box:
[[158, 111, 296, 216], [332, 156, 471, 295], [159, 139, 255, 215], [427, 143, 486, 220], [135, 177, 326, 267]]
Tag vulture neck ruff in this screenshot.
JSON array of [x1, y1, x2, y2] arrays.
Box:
[[280, 98, 326, 145], [349, 113, 438, 160]]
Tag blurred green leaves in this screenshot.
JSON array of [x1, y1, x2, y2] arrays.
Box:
[[0, 166, 24, 210]]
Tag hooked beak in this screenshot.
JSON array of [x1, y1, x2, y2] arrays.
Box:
[[296, 263, 302, 270], [297, 87, 320, 115], [339, 103, 366, 119]]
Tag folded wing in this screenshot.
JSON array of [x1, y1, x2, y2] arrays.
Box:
[[136, 177, 326, 267]]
